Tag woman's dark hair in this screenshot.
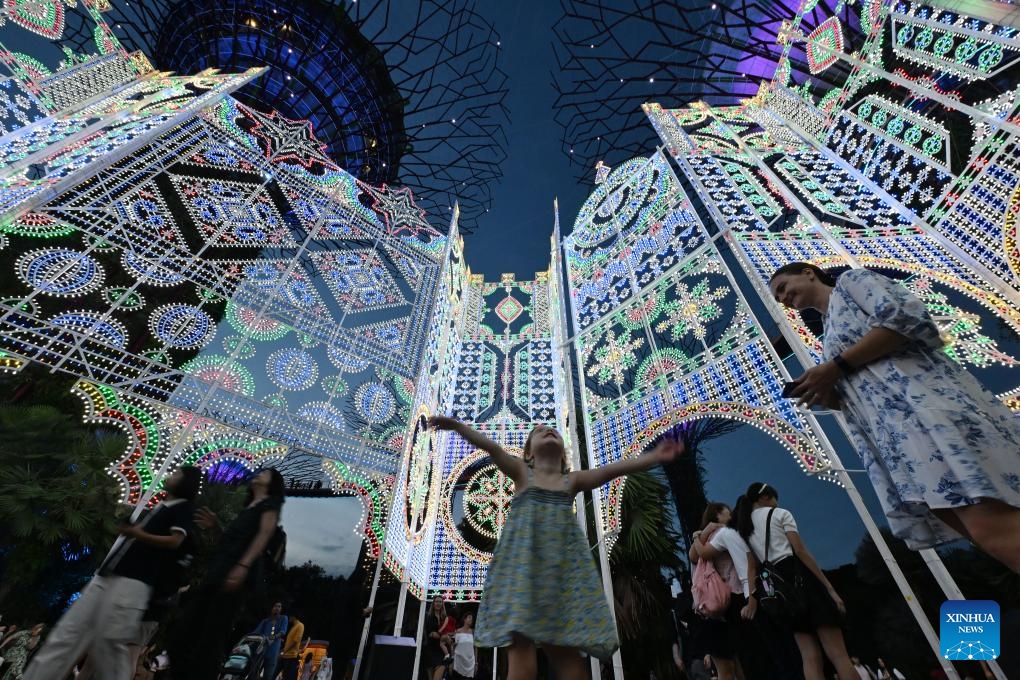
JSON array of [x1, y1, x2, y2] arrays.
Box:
[[769, 262, 837, 287], [460, 611, 474, 626], [244, 467, 286, 507], [172, 465, 202, 501], [699, 502, 730, 531], [736, 482, 779, 539]]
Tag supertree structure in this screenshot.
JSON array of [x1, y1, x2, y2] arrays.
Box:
[[69, 0, 510, 233], [551, 0, 862, 180]]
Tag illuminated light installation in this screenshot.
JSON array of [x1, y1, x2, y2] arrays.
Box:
[[81, 0, 510, 233], [641, 0, 1020, 414], [629, 0, 1019, 672], [381, 215, 576, 602], [0, 4, 450, 567], [563, 153, 839, 550]]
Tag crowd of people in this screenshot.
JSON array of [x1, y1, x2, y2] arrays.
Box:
[[5, 263, 1020, 680]]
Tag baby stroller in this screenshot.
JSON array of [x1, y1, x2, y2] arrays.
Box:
[[218, 634, 268, 680]]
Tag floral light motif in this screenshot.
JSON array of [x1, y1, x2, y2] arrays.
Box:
[[463, 463, 514, 540], [588, 328, 645, 386], [904, 277, 1019, 369], [655, 278, 729, 343]]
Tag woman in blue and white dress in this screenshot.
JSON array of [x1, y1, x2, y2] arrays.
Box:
[[769, 263, 1020, 572]]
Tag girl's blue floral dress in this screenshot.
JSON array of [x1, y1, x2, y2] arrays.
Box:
[[825, 269, 1020, 549]]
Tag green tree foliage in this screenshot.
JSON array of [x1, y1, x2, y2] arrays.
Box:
[[0, 403, 125, 618]]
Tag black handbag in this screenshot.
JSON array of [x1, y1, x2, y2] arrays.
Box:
[[754, 508, 808, 625]]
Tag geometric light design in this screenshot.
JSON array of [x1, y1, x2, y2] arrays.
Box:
[[16, 248, 104, 297], [225, 301, 291, 342], [355, 381, 397, 424], [806, 16, 844, 74], [361, 183, 439, 239], [180, 355, 256, 396], [493, 295, 524, 324], [313, 249, 405, 313], [404, 411, 435, 543], [327, 345, 371, 373], [462, 462, 514, 541], [266, 348, 319, 391], [149, 303, 215, 349], [296, 401, 346, 432], [50, 311, 128, 349], [5, 0, 66, 39], [238, 102, 339, 171]]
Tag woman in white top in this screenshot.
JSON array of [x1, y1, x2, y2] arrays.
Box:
[[689, 502, 751, 680], [450, 612, 476, 680], [737, 482, 856, 680]]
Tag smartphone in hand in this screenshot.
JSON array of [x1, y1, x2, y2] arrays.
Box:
[[781, 381, 799, 398]]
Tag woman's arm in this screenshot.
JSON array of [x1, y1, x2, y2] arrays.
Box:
[[787, 531, 845, 614], [791, 327, 910, 408], [741, 552, 758, 620], [223, 509, 279, 592], [429, 416, 526, 485], [570, 439, 683, 494]]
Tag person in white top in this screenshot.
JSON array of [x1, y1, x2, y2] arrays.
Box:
[[737, 482, 857, 680], [690, 502, 752, 680], [450, 612, 477, 680]]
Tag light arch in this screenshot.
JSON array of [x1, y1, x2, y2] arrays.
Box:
[[602, 401, 837, 545]]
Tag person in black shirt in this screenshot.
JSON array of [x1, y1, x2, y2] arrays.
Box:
[[168, 467, 285, 680], [24, 466, 200, 680]]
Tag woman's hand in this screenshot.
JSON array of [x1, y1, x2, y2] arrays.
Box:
[[223, 564, 248, 592], [741, 596, 758, 620], [648, 438, 684, 465], [789, 361, 842, 409], [194, 507, 220, 531], [427, 415, 461, 431], [827, 587, 846, 616]]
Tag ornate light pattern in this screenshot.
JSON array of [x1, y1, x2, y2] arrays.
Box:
[[565, 148, 839, 544], [462, 463, 515, 541]]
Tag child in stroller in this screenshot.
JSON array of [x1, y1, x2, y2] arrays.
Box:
[[219, 634, 268, 680]]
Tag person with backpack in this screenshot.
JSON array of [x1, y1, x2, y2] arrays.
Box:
[[737, 482, 856, 680], [168, 467, 285, 679], [24, 467, 201, 680], [688, 502, 750, 680]]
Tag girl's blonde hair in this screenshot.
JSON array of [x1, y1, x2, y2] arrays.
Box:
[[522, 425, 570, 473]]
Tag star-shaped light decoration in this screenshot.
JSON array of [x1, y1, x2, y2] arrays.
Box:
[[359, 182, 441, 239], [236, 102, 339, 171]]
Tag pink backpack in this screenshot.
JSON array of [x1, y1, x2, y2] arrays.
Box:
[[692, 554, 731, 619]]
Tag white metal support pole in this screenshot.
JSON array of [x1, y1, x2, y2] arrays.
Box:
[[492, 648, 498, 680], [561, 214, 624, 680], [394, 579, 409, 637], [353, 553, 386, 680], [411, 594, 427, 680]]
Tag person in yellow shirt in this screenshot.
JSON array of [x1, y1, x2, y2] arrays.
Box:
[[278, 615, 305, 680]]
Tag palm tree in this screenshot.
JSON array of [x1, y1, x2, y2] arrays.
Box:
[[610, 470, 684, 679], [0, 404, 125, 617], [658, 419, 744, 540]]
